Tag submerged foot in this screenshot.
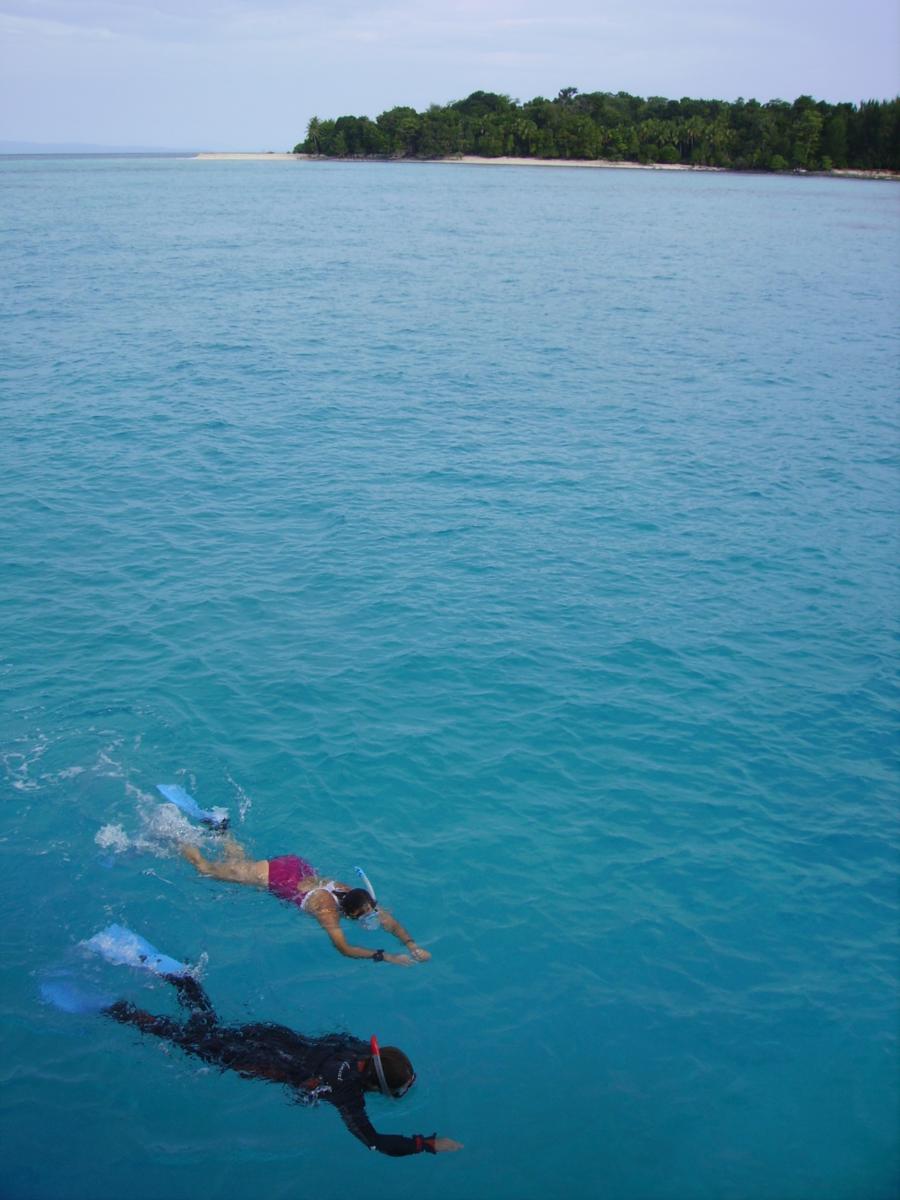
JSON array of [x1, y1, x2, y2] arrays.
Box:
[[181, 844, 207, 872], [220, 834, 247, 863]]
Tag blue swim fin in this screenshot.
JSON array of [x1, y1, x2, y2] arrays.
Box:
[[40, 979, 114, 1015], [156, 784, 228, 831], [83, 924, 190, 978]]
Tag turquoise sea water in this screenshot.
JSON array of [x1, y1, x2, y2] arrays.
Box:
[[1, 156, 898, 1200]]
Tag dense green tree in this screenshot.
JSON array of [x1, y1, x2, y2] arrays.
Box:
[[296, 116, 322, 155], [418, 106, 464, 158], [790, 96, 824, 167], [297, 89, 900, 171], [822, 107, 850, 167], [376, 106, 422, 156], [449, 91, 515, 118]]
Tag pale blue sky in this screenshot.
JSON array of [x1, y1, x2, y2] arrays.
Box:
[[1, 0, 898, 149]]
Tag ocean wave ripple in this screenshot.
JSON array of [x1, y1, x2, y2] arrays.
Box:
[[1, 158, 898, 1200]]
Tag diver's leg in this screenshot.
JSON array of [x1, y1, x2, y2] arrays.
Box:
[[166, 974, 215, 1017], [106, 1000, 182, 1039], [106, 1000, 220, 1060], [181, 844, 268, 886]]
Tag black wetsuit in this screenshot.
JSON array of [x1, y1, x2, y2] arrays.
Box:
[[107, 976, 436, 1157]]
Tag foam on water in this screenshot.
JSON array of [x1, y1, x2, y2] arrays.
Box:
[[1, 156, 898, 1200], [94, 822, 132, 854], [95, 796, 213, 859]]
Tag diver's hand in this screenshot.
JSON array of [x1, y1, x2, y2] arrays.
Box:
[[407, 944, 431, 962], [432, 1137, 463, 1153], [385, 952, 413, 966]]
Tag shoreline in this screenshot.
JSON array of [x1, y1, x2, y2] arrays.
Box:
[[192, 151, 899, 181], [194, 152, 300, 160]]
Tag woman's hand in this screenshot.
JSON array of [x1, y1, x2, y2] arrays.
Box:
[[384, 952, 413, 966], [408, 944, 431, 962]]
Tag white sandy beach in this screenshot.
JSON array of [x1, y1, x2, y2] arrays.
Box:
[[194, 151, 715, 171], [445, 155, 719, 171], [193, 152, 898, 180]]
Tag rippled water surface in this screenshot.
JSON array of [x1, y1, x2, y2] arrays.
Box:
[[1, 157, 899, 1200]]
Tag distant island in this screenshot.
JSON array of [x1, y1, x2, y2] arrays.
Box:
[[293, 88, 899, 173]]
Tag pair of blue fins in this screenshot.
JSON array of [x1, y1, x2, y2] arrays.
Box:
[[42, 924, 190, 1014], [44, 785, 230, 1015]]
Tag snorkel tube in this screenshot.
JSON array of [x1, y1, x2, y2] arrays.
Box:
[[370, 1035, 391, 1096], [353, 867, 381, 930], [354, 866, 377, 903], [369, 1035, 417, 1098]]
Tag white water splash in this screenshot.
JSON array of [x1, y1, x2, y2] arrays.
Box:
[[95, 801, 206, 859], [95, 823, 132, 853], [146, 802, 205, 849], [225, 770, 252, 823]]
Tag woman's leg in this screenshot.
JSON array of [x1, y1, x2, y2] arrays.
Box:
[[221, 834, 248, 863], [181, 843, 268, 887]]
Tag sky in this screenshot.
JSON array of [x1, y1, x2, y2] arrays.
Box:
[[1, 0, 898, 150]]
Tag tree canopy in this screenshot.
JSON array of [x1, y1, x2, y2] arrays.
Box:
[[294, 88, 900, 172]]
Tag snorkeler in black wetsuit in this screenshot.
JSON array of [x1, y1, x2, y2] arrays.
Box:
[[105, 975, 462, 1158]]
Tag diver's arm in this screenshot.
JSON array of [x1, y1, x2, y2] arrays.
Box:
[[378, 908, 431, 962], [334, 1095, 460, 1157], [311, 903, 413, 965]]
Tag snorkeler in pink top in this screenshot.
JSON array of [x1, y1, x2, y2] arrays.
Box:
[[181, 839, 431, 967]]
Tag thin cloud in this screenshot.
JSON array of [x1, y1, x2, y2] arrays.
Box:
[[1, 0, 897, 146], [0, 12, 119, 38]]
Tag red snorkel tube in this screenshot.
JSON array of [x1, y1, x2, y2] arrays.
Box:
[[370, 1035, 391, 1096]]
